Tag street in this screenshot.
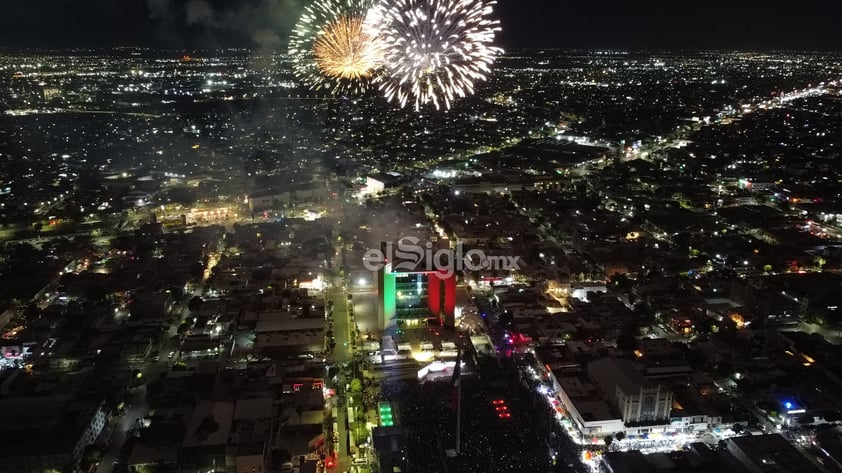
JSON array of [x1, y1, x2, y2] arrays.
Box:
[[327, 286, 355, 472], [97, 381, 149, 473]]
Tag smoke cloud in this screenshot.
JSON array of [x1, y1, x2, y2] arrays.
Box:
[[146, 0, 301, 49], [185, 0, 216, 26], [146, 0, 175, 20]]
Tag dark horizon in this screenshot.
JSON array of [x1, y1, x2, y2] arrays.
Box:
[[0, 0, 841, 51]]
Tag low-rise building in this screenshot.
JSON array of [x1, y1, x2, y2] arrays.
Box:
[[726, 434, 820, 473], [0, 396, 107, 473]]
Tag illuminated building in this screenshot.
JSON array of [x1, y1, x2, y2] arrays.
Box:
[[363, 173, 403, 196], [376, 243, 457, 330], [588, 358, 673, 424]]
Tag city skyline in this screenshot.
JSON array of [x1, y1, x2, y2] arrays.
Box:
[[1, 3, 842, 473]]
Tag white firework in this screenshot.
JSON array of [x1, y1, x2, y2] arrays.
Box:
[[366, 0, 502, 111]]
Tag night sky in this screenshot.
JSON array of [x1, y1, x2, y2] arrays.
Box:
[[0, 0, 841, 51]]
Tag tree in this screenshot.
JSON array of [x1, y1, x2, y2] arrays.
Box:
[[177, 322, 191, 335], [83, 445, 103, 464], [610, 274, 633, 292], [732, 424, 745, 435], [353, 422, 369, 442], [604, 435, 614, 448], [349, 378, 363, 393], [187, 296, 203, 312], [616, 330, 638, 351], [695, 317, 714, 336], [825, 411, 842, 423], [271, 448, 292, 465], [713, 360, 734, 379], [615, 432, 626, 442]]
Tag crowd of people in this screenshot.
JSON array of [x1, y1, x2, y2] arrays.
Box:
[[378, 354, 582, 473]]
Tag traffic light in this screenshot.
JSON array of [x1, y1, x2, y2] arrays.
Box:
[[492, 399, 511, 419]]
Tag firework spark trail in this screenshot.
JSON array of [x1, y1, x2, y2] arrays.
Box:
[[290, 0, 382, 95], [367, 0, 502, 110]]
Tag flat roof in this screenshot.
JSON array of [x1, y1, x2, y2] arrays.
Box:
[[255, 316, 324, 333], [182, 401, 234, 448], [576, 399, 619, 422], [728, 434, 820, 473], [234, 396, 274, 420]]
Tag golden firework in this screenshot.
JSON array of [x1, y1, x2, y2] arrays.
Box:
[[289, 0, 382, 95], [313, 15, 380, 81]]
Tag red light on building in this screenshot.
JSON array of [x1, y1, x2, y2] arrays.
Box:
[[492, 399, 511, 418]]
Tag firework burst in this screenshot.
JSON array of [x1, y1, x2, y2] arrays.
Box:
[[366, 0, 502, 111], [290, 0, 383, 95]]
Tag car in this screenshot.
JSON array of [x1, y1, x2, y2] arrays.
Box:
[[168, 350, 176, 359], [150, 350, 160, 362]]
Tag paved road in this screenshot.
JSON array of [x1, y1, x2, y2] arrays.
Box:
[[97, 382, 147, 473], [327, 286, 354, 472], [97, 300, 184, 473]]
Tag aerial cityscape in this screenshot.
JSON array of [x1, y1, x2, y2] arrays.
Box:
[[1, 1, 842, 473]]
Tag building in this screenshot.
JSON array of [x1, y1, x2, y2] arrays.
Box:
[[0, 396, 107, 473], [449, 175, 568, 195], [253, 314, 325, 355], [179, 401, 235, 473], [588, 358, 673, 424], [248, 183, 329, 211], [601, 443, 748, 473], [372, 403, 406, 473], [180, 335, 221, 360], [0, 303, 13, 332], [814, 427, 842, 471], [377, 262, 457, 330], [231, 396, 273, 473], [726, 434, 820, 473], [552, 374, 625, 436], [364, 173, 403, 196]]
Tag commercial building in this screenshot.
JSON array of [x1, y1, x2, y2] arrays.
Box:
[[588, 357, 673, 425], [726, 434, 820, 473], [552, 374, 625, 436], [253, 314, 325, 356], [247, 183, 329, 211], [372, 402, 406, 473]]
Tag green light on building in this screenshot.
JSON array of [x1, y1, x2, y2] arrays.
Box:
[[383, 271, 396, 322], [378, 402, 394, 427]]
